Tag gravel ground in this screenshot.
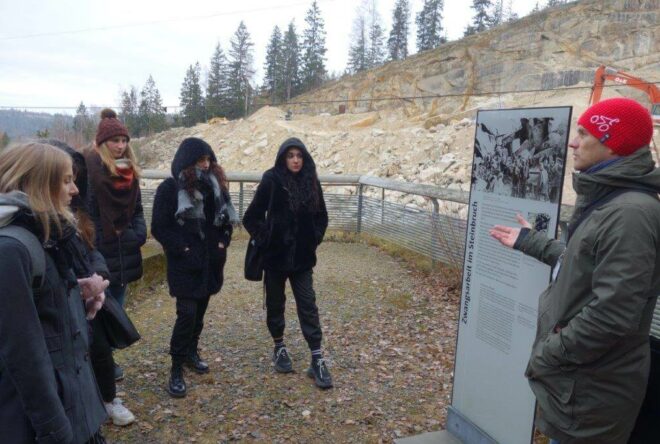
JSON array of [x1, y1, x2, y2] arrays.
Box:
[[104, 239, 460, 443]]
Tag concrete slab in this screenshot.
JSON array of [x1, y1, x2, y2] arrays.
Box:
[[394, 430, 462, 444]]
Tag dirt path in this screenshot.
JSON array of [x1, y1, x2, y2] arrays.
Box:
[[105, 240, 459, 443]]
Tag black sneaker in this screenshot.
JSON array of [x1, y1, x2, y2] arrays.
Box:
[[185, 350, 210, 374], [167, 363, 187, 398], [272, 346, 294, 373], [307, 358, 333, 389], [114, 363, 124, 382]]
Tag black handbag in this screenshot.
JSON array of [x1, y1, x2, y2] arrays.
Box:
[[97, 294, 141, 349], [244, 237, 264, 281], [244, 183, 275, 282]]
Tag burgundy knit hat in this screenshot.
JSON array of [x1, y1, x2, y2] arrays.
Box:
[[577, 97, 653, 156], [95, 108, 130, 146]]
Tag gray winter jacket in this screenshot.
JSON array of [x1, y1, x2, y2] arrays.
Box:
[[515, 148, 660, 443]]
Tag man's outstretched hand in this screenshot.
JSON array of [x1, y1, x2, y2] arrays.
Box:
[[489, 213, 531, 249]]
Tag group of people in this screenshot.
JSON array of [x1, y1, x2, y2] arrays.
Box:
[[0, 109, 332, 443], [1, 96, 658, 444]]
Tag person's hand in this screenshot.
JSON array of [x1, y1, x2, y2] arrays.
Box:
[[85, 291, 105, 320], [489, 213, 531, 249], [78, 274, 109, 301], [218, 242, 225, 249]]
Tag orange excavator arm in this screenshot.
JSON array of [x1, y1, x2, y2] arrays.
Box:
[[590, 65, 660, 123]]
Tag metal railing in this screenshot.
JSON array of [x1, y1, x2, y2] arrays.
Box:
[[141, 170, 469, 267], [141, 169, 660, 338]]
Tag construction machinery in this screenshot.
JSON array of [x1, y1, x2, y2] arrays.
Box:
[[589, 65, 660, 125]]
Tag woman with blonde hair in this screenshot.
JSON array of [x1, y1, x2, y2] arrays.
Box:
[[86, 108, 146, 381], [0, 142, 107, 443]]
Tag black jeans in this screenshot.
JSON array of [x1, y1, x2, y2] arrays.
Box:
[[265, 269, 322, 351], [169, 295, 211, 363], [89, 316, 115, 403]]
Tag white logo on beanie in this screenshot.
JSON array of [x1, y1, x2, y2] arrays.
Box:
[[589, 115, 620, 132]]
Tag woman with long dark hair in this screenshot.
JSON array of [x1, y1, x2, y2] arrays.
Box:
[[151, 137, 238, 398], [243, 137, 332, 389], [86, 108, 146, 382], [0, 142, 107, 443]]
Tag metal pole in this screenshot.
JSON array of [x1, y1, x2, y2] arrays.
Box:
[[381, 187, 385, 225], [239, 182, 244, 219], [431, 198, 439, 269], [357, 184, 364, 234]]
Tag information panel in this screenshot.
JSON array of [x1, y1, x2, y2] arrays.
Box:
[[450, 107, 572, 444]]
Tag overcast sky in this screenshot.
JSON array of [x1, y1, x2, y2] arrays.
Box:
[[0, 0, 540, 113]]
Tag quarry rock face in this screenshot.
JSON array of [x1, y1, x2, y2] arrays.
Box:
[[138, 0, 658, 212]]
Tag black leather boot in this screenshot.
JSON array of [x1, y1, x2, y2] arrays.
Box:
[[185, 350, 210, 374], [167, 362, 187, 398]]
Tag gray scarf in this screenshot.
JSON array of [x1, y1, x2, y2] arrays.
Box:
[[175, 169, 239, 239]]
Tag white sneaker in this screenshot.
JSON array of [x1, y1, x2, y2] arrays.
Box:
[[104, 398, 136, 426]]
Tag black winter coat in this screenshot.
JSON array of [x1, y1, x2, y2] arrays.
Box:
[[0, 217, 106, 444], [243, 139, 328, 273], [151, 177, 232, 300], [88, 185, 147, 286]]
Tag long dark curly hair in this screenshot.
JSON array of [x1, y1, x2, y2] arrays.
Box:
[[180, 162, 228, 197], [276, 153, 320, 213]]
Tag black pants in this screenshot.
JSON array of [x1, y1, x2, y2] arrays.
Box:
[[169, 295, 211, 363], [89, 316, 115, 403], [265, 269, 322, 351]]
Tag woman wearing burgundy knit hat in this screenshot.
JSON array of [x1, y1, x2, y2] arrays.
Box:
[[151, 137, 238, 398], [86, 108, 147, 382]]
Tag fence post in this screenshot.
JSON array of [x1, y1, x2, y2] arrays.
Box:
[[357, 184, 364, 234], [381, 188, 385, 225], [430, 198, 439, 269], [239, 182, 244, 219]]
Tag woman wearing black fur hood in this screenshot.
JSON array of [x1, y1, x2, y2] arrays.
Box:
[[243, 137, 332, 389], [151, 137, 239, 398]]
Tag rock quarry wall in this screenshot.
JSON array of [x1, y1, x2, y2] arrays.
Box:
[[137, 0, 659, 214]]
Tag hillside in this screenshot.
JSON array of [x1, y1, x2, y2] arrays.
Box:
[[137, 0, 659, 208]]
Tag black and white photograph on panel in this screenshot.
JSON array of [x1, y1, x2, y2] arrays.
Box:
[[471, 108, 571, 203]]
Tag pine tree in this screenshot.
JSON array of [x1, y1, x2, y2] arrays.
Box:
[[73, 102, 95, 144], [227, 21, 255, 118], [504, 0, 518, 22], [347, 15, 368, 74], [416, 0, 445, 52], [206, 42, 229, 118], [120, 86, 140, 135], [282, 21, 301, 101], [387, 0, 410, 61], [179, 62, 205, 127], [138, 75, 167, 135], [301, 0, 328, 92], [491, 0, 504, 26], [366, 0, 385, 68], [263, 26, 285, 103], [465, 0, 493, 36]]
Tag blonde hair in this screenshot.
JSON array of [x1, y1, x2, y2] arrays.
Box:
[[95, 140, 141, 178], [0, 143, 75, 241]]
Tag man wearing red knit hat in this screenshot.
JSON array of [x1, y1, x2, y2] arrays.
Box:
[[490, 97, 660, 443]]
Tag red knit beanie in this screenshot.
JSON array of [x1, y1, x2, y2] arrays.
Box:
[[577, 97, 653, 156], [95, 108, 130, 146]]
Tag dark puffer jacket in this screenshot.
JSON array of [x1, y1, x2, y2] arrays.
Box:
[[88, 184, 146, 285], [243, 138, 328, 273], [0, 194, 106, 444], [151, 139, 233, 300]]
